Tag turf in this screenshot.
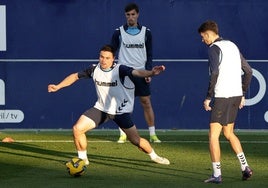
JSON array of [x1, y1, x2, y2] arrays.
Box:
[[0, 129, 267, 188]]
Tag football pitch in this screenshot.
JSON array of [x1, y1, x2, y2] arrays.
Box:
[[0, 129, 267, 188]]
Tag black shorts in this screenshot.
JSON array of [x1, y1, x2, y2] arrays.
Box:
[[130, 75, 151, 96], [210, 96, 242, 125], [83, 107, 134, 129]]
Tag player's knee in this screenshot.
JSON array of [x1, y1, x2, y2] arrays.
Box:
[[73, 125, 84, 137], [209, 132, 218, 140], [140, 97, 151, 107], [223, 132, 231, 140]]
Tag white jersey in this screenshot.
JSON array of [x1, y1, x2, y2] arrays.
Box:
[[93, 64, 135, 115], [118, 26, 147, 69], [212, 40, 243, 98]]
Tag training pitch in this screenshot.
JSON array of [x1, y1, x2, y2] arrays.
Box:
[[0, 129, 267, 188]]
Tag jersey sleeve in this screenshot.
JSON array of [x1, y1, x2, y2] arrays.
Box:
[[240, 54, 253, 96], [145, 28, 153, 70], [111, 28, 121, 53], [206, 45, 221, 99], [78, 64, 96, 79], [119, 65, 134, 77]]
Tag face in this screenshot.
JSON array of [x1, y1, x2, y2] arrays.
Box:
[[125, 9, 139, 26], [200, 31, 214, 45], [99, 50, 115, 69]]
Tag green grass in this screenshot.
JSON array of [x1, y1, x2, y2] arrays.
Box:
[[0, 130, 267, 188]]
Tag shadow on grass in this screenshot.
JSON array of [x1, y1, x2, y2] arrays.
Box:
[[0, 142, 74, 163], [0, 141, 208, 181], [87, 153, 208, 181]]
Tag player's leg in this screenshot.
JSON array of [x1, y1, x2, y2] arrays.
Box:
[[222, 123, 253, 180], [114, 113, 169, 165], [73, 108, 107, 165], [209, 122, 222, 171], [222, 123, 243, 153], [123, 125, 151, 153], [224, 96, 252, 180], [205, 98, 226, 183], [73, 115, 96, 165], [139, 95, 161, 143], [123, 125, 170, 165], [204, 122, 223, 183], [117, 96, 159, 144]]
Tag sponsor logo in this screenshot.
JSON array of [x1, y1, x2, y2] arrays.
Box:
[[95, 79, 117, 87], [123, 42, 144, 48]]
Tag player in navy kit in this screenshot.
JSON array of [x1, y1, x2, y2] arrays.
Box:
[[198, 20, 253, 183], [48, 45, 170, 166], [111, 3, 161, 143]]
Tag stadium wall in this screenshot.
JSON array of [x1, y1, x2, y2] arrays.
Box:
[[0, 0, 268, 129]]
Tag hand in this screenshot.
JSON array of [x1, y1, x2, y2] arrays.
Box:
[[48, 84, 59, 92], [203, 99, 212, 111], [239, 96, 246, 109], [152, 65, 165, 75]]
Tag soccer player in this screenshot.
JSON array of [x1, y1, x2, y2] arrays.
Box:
[[48, 45, 170, 166], [111, 3, 161, 143], [198, 20, 253, 183]]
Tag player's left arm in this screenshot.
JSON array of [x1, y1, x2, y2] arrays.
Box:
[[239, 54, 253, 109], [132, 65, 165, 78], [241, 53, 253, 96], [145, 28, 153, 83], [119, 64, 165, 79]]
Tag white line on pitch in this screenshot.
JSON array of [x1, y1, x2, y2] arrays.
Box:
[[12, 140, 268, 144]]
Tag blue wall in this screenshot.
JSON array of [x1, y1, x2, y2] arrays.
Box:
[[0, 0, 268, 129]]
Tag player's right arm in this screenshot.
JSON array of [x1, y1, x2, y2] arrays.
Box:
[[48, 73, 79, 92], [110, 28, 120, 52], [48, 65, 96, 93], [206, 45, 220, 100]]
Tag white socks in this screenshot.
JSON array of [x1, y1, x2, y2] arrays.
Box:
[[148, 149, 158, 160], [119, 127, 126, 136], [211, 152, 248, 177], [78, 150, 87, 160], [237, 152, 248, 171], [212, 162, 221, 177], [148, 126, 156, 136]]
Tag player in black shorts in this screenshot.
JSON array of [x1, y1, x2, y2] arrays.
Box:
[[111, 3, 161, 143], [48, 45, 169, 166], [198, 20, 253, 183]]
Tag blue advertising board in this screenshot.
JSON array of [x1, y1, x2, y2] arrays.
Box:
[[0, 0, 268, 129]]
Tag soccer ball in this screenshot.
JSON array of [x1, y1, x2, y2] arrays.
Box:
[[65, 157, 86, 177]]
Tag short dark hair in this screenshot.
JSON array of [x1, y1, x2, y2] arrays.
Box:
[[125, 3, 139, 13], [100, 45, 115, 57], [198, 20, 219, 35]]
